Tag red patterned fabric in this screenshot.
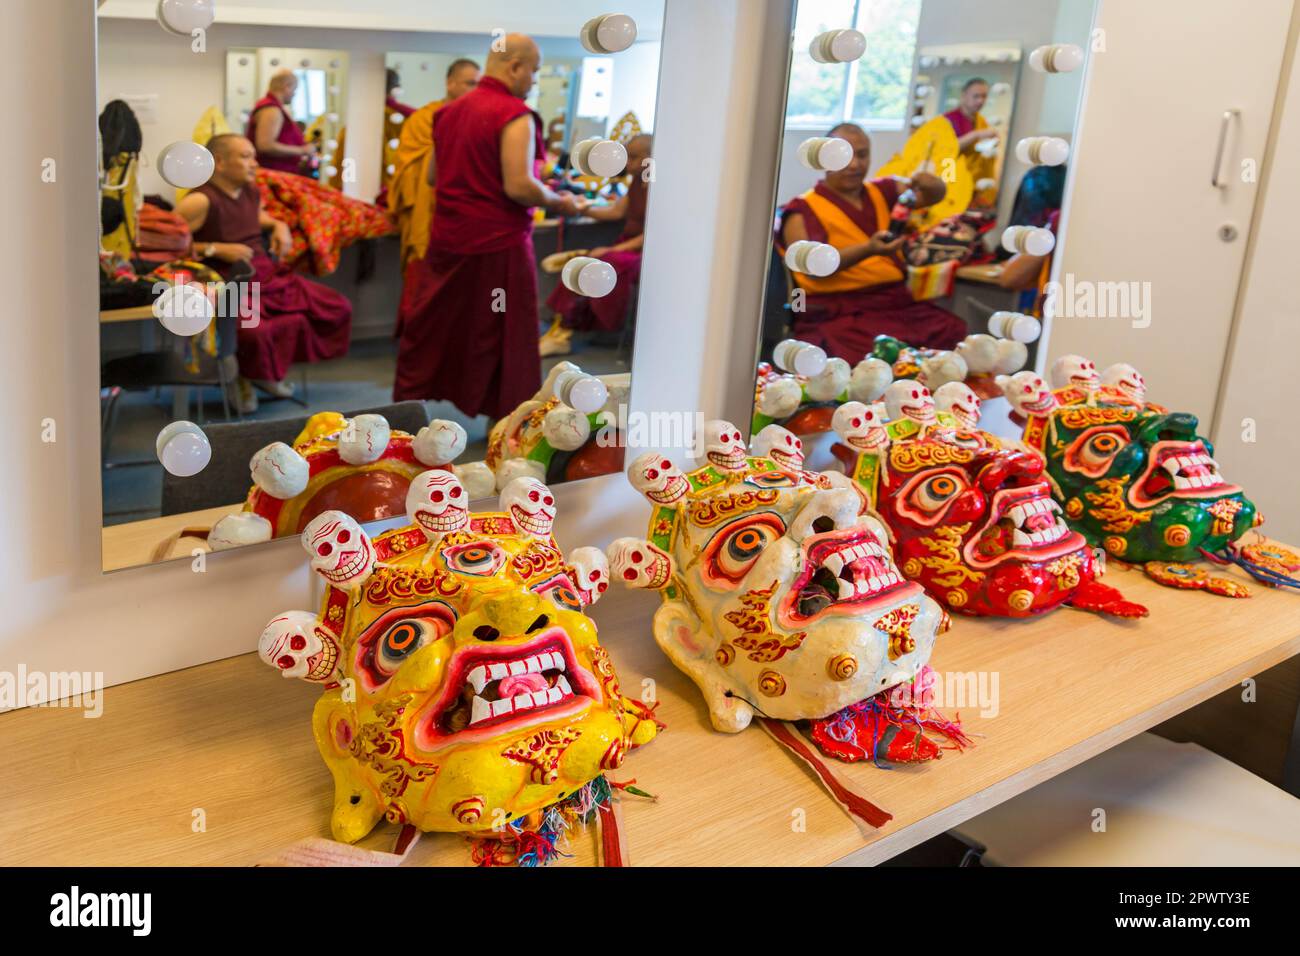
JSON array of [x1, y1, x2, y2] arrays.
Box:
[[255, 168, 395, 276]]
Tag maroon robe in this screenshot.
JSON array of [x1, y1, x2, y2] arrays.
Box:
[[393, 75, 546, 418], [246, 95, 307, 175], [545, 175, 647, 332], [778, 181, 967, 361], [944, 108, 976, 138], [192, 181, 352, 382]]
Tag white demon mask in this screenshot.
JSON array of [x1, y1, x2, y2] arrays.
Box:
[[501, 476, 557, 537], [208, 512, 273, 550], [751, 424, 805, 470], [999, 371, 1059, 417], [542, 405, 592, 451], [406, 469, 469, 539], [251, 441, 310, 499], [832, 401, 891, 452], [338, 414, 391, 465], [884, 381, 936, 424], [701, 420, 748, 471], [1049, 354, 1100, 391], [413, 419, 468, 466], [258, 610, 341, 683], [606, 537, 675, 589], [933, 381, 982, 429], [1101, 363, 1146, 403], [568, 546, 610, 606], [955, 334, 999, 376], [918, 351, 969, 391], [804, 357, 851, 403], [757, 377, 804, 419], [301, 510, 376, 588], [849, 357, 894, 403], [627, 451, 689, 505]]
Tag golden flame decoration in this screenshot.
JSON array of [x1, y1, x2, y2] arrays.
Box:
[[1085, 477, 1153, 534], [687, 489, 781, 528], [827, 653, 858, 681], [915, 524, 986, 589]]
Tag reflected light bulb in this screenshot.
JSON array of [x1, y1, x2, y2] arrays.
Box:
[[157, 141, 214, 189], [156, 421, 212, 477]]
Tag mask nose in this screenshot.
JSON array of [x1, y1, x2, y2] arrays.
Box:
[[979, 451, 1044, 492], [789, 488, 862, 543], [483, 592, 546, 636]]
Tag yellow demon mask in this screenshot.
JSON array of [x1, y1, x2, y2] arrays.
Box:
[[257, 473, 657, 844]]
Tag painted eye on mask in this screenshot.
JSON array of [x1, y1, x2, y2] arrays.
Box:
[[913, 472, 967, 512], [355, 601, 458, 690], [1063, 426, 1130, 477], [533, 573, 584, 612], [442, 541, 507, 576], [703, 514, 786, 588]]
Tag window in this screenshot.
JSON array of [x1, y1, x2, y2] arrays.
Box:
[[786, 0, 922, 131]]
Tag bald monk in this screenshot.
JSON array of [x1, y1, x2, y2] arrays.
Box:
[[945, 78, 999, 154], [389, 58, 481, 270], [178, 134, 352, 412], [393, 35, 585, 418], [777, 123, 967, 361], [246, 69, 316, 175], [540, 133, 652, 356]]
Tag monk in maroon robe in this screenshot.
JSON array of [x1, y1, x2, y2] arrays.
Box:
[[177, 134, 351, 413], [777, 123, 967, 363], [540, 134, 651, 356], [246, 70, 316, 176], [393, 34, 585, 419]]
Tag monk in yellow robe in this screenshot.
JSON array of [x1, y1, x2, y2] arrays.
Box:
[[388, 58, 481, 269], [776, 124, 967, 362], [945, 77, 1000, 207]]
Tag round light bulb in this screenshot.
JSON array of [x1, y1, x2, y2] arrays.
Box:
[[156, 421, 211, 477], [811, 28, 866, 63], [153, 282, 213, 336], [574, 138, 627, 178], [581, 13, 638, 54], [387, 138, 400, 150], [562, 257, 617, 298], [565, 376, 609, 414], [156, 0, 215, 36], [157, 141, 214, 189], [774, 339, 827, 378]]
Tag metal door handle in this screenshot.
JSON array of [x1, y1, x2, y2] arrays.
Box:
[[1211, 109, 1240, 188]]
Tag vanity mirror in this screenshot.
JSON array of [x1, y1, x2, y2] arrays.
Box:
[[756, 0, 1094, 463], [96, 1, 664, 572]]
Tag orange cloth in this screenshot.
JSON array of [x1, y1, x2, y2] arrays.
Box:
[[787, 183, 905, 294], [389, 100, 443, 269]]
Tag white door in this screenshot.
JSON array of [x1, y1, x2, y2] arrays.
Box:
[[1045, 0, 1295, 423]]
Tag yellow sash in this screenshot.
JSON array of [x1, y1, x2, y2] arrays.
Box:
[[789, 183, 904, 294]]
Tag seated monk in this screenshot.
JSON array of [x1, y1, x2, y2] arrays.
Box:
[[177, 134, 352, 413], [539, 133, 651, 357], [777, 123, 967, 362]]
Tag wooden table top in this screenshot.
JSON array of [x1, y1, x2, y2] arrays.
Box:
[[102, 503, 244, 573], [8, 546, 1298, 866], [955, 262, 1006, 285], [100, 305, 156, 324]]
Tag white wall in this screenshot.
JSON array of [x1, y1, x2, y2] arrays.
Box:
[[606, 41, 662, 133], [3, 0, 792, 706]]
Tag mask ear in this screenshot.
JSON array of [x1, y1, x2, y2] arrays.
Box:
[[652, 600, 754, 733]]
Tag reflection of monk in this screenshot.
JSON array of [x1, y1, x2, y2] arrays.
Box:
[[393, 35, 585, 418], [945, 77, 999, 205], [540, 133, 651, 356], [777, 124, 966, 361], [388, 58, 481, 269], [179, 135, 352, 411], [246, 69, 317, 175]]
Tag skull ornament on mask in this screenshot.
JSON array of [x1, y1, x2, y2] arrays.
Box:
[[836, 410, 1146, 619], [933, 382, 982, 430], [1101, 363, 1146, 404], [610, 450, 950, 757], [406, 469, 469, 540], [413, 419, 468, 467], [1049, 354, 1100, 391], [258, 494, 658, 847], [501, 476, 557, 538], [998, 371, 1059, 418], [302, 511, 377, 589], [1016, 377, 1259, 565], [258, 610, 342, 683], [832, 402, 890, 453], [338, 414, 391, 466], [751, 424, 805, 470], [627, 451, 689, 505], [701, 420, 748, 472], [884, 381, 936, 424]]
